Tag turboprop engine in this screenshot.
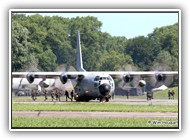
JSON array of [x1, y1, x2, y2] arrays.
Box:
[[60, 74, 68, 84], [155, 73, 166, 82], [123, 74, 146, 87], [26, 73, 35, 83], [123, 74, 133, 83]]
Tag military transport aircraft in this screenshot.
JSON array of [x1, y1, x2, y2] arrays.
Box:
[[12, 31, 178, 102]]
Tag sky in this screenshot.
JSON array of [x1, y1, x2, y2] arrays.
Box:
[[24, 11, 179, 39]]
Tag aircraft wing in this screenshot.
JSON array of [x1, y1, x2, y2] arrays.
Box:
[[12, 72, 86, 84], [105, 71, 178, 79], [12, 72, 63, 78], [12, 72, 86, 78], [12, 71, 178, 88], [105, 71, 178, 87], [12, 71, 178, 78]]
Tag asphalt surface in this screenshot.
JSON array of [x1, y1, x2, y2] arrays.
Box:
[[111, 99, 178, 105], [12, 111, 178, 118], [13, 98, 178, 105]]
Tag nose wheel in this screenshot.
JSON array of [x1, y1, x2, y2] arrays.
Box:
[[99, 96, 110, 102]]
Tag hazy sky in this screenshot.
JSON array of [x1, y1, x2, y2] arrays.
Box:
[[24, 12, 178, 39]]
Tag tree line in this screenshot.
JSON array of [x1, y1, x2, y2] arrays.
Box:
[[11, 14, 179, 83]]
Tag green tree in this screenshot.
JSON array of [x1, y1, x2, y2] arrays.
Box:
[[12, 14, 178, 75], [12, 20, 30, 71], [152, 50, 178, 71], [100, 50, 133, 71], [125, 36, 157, 70], [148, 23, 178, 71], [23, 53, 40, 72], [38, 48, 57, 71]]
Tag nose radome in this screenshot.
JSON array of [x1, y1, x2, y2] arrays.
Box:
[[99, 83, 111, 96]]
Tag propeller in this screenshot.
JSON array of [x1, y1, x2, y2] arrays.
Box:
[[55, 64, 77, 90], [16, 60, 44, 94], [23, 53, 43, 73], [117, 64, 141, 90], [149, 63, 174, 88], [55, 64, 76, 72]]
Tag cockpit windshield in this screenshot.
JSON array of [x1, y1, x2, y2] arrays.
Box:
[[99, 77, 109, 80], [94, 76, 112, 81], [94, 76, 100, 81]]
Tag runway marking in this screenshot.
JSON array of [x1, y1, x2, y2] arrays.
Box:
[[12, 111, 178, 118]]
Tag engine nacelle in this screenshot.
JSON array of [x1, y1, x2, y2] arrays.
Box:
[[155, 73, 166, 82], [26, 73, 35, 83], [60, 74, 68, 84], [138, 80, 146, 87], [123, 74, 133, 83]]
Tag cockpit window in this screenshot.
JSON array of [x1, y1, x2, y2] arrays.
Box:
[[108, 76, 112, 81], [99, 77, 110, 80], [94, 76, 100, 81]]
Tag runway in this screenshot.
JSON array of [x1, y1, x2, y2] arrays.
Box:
[[111, 99, 178, 105], [12, 111, 178, 118], [13, 98, 178, 105]]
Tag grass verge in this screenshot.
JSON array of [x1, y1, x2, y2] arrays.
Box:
[[12, 117, 178, 128], [12, 102, 178, 113]]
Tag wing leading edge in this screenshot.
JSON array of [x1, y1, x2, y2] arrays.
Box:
[[12, 71, 178, 79]]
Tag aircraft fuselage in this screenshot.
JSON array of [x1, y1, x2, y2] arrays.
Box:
[[74, 72, 115, 102]]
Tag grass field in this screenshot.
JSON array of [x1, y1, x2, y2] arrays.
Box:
[[12, 117, 178, 128], [12, 102, 178, 113]]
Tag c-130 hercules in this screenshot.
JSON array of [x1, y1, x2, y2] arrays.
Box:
[[12, 31, 178, 102]]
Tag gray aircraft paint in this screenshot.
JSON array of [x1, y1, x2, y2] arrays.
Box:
[[74, 72, 115, 99], [76, 31, 86, 72]]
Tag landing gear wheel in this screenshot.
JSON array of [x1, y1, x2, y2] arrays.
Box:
[[105, 98, 109, 102], [100, 97, 109, 102], [84, 99, 89, 102]]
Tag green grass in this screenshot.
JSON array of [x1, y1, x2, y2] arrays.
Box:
[[12, 117, 178, 128], [12, 102, 178, 113]]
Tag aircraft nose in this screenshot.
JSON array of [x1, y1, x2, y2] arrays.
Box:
[[99, 83, 111, 96]]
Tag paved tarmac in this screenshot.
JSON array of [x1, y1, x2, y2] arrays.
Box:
[[12, 111, 178, 118], [13, 98, 178, 105], [111, 99, 178, 105]]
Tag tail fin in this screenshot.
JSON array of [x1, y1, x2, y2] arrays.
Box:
[[76, 31, 86, 72]]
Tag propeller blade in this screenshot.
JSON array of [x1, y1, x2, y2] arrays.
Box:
[[149, 63, 174, 88], [117, 64, 141, 89]]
